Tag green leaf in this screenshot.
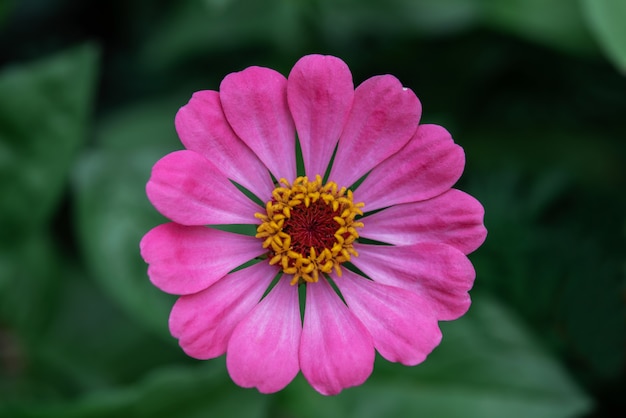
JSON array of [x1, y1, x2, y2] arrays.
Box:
[[73, 98, 183, 336], [30, 263, 185, 397], [479, 0, 597, 55], [0, 232, 61, 343], [282, 294, 592, 418], [582, 0, 626, 73], [0, 44, 99, 242], [0, 231, 183, 402], [3, 363, 270, 418]]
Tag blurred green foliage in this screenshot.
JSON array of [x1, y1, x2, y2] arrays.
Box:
[[1, 0, 624, 417], [582, 0, 626, 73]]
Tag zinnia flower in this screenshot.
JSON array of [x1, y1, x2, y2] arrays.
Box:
[[140, 54, 486, 395]]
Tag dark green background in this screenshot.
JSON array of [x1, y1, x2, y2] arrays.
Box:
[[1, 0, 624, 417]]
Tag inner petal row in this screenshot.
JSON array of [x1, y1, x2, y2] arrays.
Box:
[[255, 175, 364, 285]]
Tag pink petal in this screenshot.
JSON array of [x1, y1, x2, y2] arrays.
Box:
[[352, 243, 476, 321], [287, 54, 354, 178], [146, 150, 261, 225], [355, 124, 465, 211], [169, 261, 277, 359], [334, 269, 442, 366], [226, 277, 301, 394], [360, 189, 487, 254], [220, 66, 296, 182], [140, 223, 265, 295], [300, 279, 375, 395], [328, 75, 421, 188], [175, 90, 274, 201]]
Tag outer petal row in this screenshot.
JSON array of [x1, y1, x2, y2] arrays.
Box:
[[300, 279, 375, 395], [360, 189, 487, 254], [287, 54, 354, 178], [175, 90, 275, 201], [329, 74, 422, 187], [352, 243, 476, 321], [169, 261, 277, 359], [334, 269, 442, 366], [140, 223, 265, 295], [171, 270, 377, 395], [355, 124, 465, 211], [220, 66, 297, 182], [161, 239, 469, 393], [146, 150, 262, 226], [227, 277, 302, 394]]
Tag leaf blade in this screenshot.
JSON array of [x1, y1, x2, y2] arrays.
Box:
[[0, 44, 99, 241], [582, 0, 626, 73]]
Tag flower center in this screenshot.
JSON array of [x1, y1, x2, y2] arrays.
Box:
[[255, 175, 364, 285]]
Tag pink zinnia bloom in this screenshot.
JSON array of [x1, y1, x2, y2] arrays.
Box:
[[140, 54, 486, 395]]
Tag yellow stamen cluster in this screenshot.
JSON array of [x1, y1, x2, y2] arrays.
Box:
[[255, 175, 364, 285]]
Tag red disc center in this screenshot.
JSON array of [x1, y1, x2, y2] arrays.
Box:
[[282, 200, 339, 255]]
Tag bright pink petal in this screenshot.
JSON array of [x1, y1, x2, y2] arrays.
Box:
[[146, 150, 261, 225], [334, 269, 442, 366], [300, 279, 374, 395], [175, 90, 274, 201], [169, 261, 276, 359], [360, 189, 487, 254], [220, 66, 296, 182], [328, 75, 421, 188], [287, 54, 354, 178], [226, 277, 301, 394], [352, 243, 476, 321], [355, 124, 465, 211], [140, 223, 265, 295]]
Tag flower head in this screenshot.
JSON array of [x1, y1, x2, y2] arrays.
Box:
[[140, 54, 486, 395]]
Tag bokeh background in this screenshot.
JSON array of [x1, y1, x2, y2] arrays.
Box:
[[1, 0, 625, 417]]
